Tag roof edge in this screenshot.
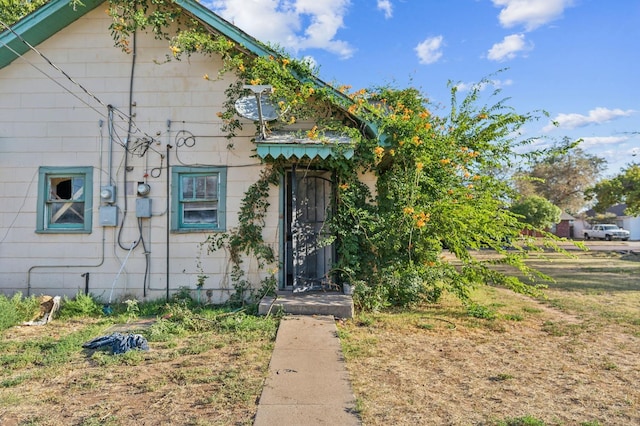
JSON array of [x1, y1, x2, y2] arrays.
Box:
[[0, 0, 104, 69]]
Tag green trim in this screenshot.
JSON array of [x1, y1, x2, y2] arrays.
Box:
[[36, 166, 93, 234], [0, 0, 104, 69], [171, 166, 227, 232], [256, 143, 354, 160]]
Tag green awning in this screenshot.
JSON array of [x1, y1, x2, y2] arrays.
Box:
[[255, 131, 354, 160]]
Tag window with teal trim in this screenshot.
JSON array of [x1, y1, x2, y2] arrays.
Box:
[[36, 166, 93, 233], [172, 167, 226, 231]]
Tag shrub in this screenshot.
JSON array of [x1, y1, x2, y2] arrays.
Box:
[[58, 293, 103, 319], [0, 293, 40, 331]]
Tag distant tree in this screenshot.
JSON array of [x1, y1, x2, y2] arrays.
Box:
[[510, 195, 561, 229], [514, 137, 607, 214], [587, 163, 640, 215], [0, 0, 50, 27]]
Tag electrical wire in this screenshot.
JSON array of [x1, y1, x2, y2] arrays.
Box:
[[0, 19, 157, 145]]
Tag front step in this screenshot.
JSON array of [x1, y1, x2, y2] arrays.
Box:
[[258, 292, 354, 318]]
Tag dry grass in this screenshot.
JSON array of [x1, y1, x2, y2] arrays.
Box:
[[0, 314, 277, 426], [1, 248, 639, 425], [338, 249, 640, 425]]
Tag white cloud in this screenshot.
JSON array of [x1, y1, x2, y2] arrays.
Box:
[[579, 136, 629, 148], [415, 36, 444, 65], [492, 0, 574, 31], [487, 34, 532, 61], [207, 0, 354, 59], [377, 0, 393, 19], [455, 79, 513, 92], [544, 107, 636, 131]]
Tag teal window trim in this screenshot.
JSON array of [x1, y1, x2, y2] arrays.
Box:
[[36, 166, 93, 233], [171, 166, 227, 232]]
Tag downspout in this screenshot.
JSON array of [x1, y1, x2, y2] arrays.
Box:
[[166, 139, 172, 302]]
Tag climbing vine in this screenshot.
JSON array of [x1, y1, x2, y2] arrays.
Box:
[[106, 0, 562, 310]]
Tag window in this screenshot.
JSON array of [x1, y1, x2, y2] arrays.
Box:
[[36, 167, 93, 233], [171, 167, 226, 231]]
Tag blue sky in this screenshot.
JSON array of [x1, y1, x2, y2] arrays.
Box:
[[205, 0, 639, 177]]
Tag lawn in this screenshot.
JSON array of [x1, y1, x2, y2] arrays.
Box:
[[1, 249, 639, 425], [0, 300, 278, 426], [337, 249, 640, 425]]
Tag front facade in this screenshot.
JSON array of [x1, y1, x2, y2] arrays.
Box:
[[0, 0, 368, 302]]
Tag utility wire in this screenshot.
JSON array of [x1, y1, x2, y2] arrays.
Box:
[[0, 19, 156, 143]]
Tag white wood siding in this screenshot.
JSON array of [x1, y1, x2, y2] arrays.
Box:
[[0, 9, 276, 302]]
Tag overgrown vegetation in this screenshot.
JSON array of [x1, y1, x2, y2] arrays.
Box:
[[96, 0, 575, 310], [0, 293, 40, 331], [3, 0, 572, 309]]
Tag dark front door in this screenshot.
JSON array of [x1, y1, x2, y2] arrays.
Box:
[[284, 168, 334, 293]]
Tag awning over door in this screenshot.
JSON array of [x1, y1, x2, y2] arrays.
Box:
[[255, 131, 355, 160]]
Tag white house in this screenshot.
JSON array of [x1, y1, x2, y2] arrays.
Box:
[[0, 0, 373, 306]]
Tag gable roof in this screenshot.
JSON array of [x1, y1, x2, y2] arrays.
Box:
[[585, 204, 629, 218], [0, 0, 278, 70], [0, 0, 375, 143], [0, 0, 104, 69]]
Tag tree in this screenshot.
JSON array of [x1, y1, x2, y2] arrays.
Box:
[[587, 163, 640, 215], [514, 137, 607, 214], [0, 0, 50, 27], [510, 195, 561, 229]]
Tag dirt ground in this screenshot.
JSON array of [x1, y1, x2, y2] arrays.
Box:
[[338, 288, 640, 426], [0, 318, 272, 426]]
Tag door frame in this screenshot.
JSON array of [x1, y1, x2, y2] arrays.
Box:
[[279, 165, 336, 292]]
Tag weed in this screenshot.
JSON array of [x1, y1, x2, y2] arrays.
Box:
[[0, 293, 40, 331], [496, 415, 546, 426], [417, 323, 434, 330], [466, 303, 497, 320], [503, 313, 524, 321], [1, 374, 30, 388], [489, 373, 514, 381], [58, 293, 103, 319]]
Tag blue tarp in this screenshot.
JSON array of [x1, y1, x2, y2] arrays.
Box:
[[83, 333, 149, 354]]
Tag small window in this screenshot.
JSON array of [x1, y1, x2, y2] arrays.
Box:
[[171, 167, 226, 231], [36, 167, 93, 233]]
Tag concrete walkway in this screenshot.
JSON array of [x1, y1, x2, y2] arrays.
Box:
[[254, 315, 361, 426]]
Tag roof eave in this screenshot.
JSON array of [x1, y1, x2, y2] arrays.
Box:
[[0, 0, 104, 69]]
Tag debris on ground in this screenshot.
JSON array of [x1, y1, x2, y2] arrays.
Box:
[[82, 332, 149, 354], [22, 295, 61, 326]]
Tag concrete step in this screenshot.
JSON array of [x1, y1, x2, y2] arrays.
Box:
[[258, 292, 354, 318]]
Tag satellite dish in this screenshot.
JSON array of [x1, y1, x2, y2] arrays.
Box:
[[234, 95, 279, 121]]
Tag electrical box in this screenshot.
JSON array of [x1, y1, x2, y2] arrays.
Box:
[[100, 185, 116, 204], [99, 205, 118, 226], [136, 198, 152, 218]]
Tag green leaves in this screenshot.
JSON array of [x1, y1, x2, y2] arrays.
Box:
[[588, 163, 640, 216]]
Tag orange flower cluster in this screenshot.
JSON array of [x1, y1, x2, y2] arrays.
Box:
[[414, 211, 430, 228], [306, 126, 319, 139]]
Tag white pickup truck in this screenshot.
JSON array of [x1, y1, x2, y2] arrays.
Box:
[[583, 224, 630, 241]]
